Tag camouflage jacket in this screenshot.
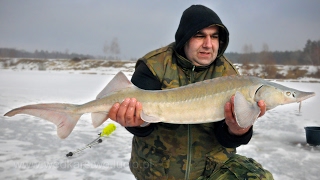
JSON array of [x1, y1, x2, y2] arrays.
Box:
[[129, 43, 248, 180]]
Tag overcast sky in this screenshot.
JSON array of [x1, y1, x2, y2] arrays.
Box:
[[0, 0, 319, 59]]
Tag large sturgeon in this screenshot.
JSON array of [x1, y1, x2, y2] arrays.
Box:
[[4, 72, 315, 139]]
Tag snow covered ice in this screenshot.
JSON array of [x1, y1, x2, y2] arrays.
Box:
[[1, 69, 320, 179], [0, 70, 135, 179]]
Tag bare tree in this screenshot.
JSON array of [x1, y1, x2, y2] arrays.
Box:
[[103, 37, 121, 60], [239, 44, 254, 71], [103, 40, 110, 59], [110, 38, 120, 56], [260, 43, 278, 78]]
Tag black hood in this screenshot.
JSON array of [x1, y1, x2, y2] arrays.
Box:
[[175, 5, 229, 59]]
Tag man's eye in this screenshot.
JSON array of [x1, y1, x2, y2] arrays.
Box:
[[194, 35, 205, 38], [211, 35, 219, 39]]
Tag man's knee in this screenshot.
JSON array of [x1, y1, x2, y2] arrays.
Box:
[[209, 154, 273, 180]]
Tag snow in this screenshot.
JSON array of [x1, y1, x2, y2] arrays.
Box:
[[0, 70, 135, 179], [1, 68, 320, 179]]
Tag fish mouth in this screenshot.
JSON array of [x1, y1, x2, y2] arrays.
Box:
[[296, 92, 315, 113]]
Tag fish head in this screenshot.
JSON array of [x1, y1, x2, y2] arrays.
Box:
[[254, 83, 315, 110]]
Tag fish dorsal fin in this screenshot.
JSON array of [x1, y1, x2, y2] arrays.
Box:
[[234, 91, 261, 128], [96, 71, 133, 99]]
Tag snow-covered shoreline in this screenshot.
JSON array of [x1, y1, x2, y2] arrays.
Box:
[[1, 58, 320, 82]]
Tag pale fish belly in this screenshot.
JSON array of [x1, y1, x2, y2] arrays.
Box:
[[141, 91, 235, 124]]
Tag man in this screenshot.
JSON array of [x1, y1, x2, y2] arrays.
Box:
[[108, 4, 273, 180]]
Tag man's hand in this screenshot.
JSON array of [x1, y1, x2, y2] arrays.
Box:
[[108, 98, 145, 127], [224, 95, 266, 136]]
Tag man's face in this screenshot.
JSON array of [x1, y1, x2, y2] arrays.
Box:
[[184, 26, 219, 66]]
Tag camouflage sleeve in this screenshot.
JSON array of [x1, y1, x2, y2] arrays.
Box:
[[125, 61, 161, 137], [214, 120, 253, 148]]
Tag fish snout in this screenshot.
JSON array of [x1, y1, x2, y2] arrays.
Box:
[[295, 91, 316, 102]]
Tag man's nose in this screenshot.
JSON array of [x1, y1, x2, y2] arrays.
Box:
[[202, 36, 213, 48]]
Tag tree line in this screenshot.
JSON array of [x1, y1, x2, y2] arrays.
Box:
[[1, 39, 319, 65], [0, 48, 95, 60], [225, 39, 320, 65]]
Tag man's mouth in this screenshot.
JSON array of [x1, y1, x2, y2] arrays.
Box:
[[199, 52, 211, 56]]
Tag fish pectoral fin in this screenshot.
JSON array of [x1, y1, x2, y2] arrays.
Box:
[[91, 112, 108, 128], [234, 91, 261, 128], [140, 111, 161, 123]]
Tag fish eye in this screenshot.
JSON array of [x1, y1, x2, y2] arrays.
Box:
[[286, 92, 291, 96]]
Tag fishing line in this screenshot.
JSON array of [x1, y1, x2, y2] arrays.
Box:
[[66, 123, 116, 157]]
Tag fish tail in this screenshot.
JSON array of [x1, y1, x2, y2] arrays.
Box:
[[4, 103, 82, 139]]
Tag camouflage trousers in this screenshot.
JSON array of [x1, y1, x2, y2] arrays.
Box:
[[197, 154, 274, 180], [131, 153, 273, 180]]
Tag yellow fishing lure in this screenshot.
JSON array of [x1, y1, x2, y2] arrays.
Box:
[[100, 123, 116, 137], [66, 123, 116, 157]]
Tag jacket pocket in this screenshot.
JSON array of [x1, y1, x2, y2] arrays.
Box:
[[130, 142, 171, 180], [221, 154, 273, 180], [202, 147, 236, 178]]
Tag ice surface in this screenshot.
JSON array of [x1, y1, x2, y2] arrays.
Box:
[[0, 69, 319, 179]]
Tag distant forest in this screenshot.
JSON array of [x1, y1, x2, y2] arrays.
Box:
[[225, 39, 320, 66], [0, 48, 95, 60], [0, 39, 319, 65]]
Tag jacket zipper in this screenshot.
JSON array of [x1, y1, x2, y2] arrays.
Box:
[[185, 125, 192, 180], [190, 65, 196, 83], [185, 66, 195, 180]]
